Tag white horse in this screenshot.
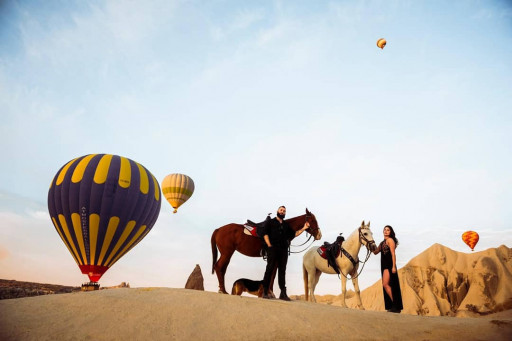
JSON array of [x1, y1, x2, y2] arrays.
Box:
[[302, 221, 377, 309]]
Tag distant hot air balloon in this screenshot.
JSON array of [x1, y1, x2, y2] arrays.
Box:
[[462, 231, 479, 251], [377, 38, 387, 49], [162, 173, 195, 213], [47, 154, 161, 283]]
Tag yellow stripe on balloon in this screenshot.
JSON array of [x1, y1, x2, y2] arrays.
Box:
[[94, 154, 113, 184], [71, 154, 97, 183], [58, 214, 83, 265], [162, 186, 194, 197], [55, 158, 78, 186], [89, 214, 100, 265], [71, 213, 88, 265], [118, 157, 131, 188], [109, 225, 148, 266], [152, 175, 160, 201], [52, 217, 80, 265], [137, 163, 149, 194], [98, 216, 120, 265], [119, 226, 152, 264], [104, 220, 137, 267]]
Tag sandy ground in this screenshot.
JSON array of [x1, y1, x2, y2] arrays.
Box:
[[1, 288, 511, 341]]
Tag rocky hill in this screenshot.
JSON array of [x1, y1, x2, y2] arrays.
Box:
[[301, 244, 512, 317], [0, 279, 130, 300], [0, 279, 80, 299]]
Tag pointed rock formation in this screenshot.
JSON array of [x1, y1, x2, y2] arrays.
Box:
[[185, 264, 204, 291]]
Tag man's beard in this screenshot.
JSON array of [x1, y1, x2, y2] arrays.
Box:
[[277, 213, 286, 220]]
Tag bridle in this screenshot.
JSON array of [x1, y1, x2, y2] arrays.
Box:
[[289, 213, 320, 253], [358, 226, 376, 251], [305, 213, 320, 237], [338, 226, 375, 280]]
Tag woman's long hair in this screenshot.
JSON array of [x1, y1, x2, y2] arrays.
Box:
[[384, 225, 399, 248]]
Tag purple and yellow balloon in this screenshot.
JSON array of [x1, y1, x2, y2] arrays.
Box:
[[48, 154, 161, 283]]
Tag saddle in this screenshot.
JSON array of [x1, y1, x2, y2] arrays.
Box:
[[243, 214, 271, 238], [317, 235, 345, 275], [244, 215, 272, 259]]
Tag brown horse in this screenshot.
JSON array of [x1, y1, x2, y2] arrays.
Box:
[[211, 208, 322, 294]]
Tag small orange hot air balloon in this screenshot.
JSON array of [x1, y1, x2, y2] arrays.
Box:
[[377, 38, 387, 49], [462, 231, 479, 251]]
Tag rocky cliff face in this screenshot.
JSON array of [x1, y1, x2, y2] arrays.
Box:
[[347, 244, 512, 316]]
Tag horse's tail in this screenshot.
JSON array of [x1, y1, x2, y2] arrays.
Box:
[[303, 263, 309, 301], [211, 228, 219, 274]]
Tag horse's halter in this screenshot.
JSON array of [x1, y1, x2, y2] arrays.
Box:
[[304, 214, 320, 237], [358, 227, 376, 251], [289, 213, 319, 253]]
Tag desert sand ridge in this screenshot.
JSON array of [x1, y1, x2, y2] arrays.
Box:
[[0, 287, 511, 341], [1, 244, 511, 340], [324, 244, 512, 317]]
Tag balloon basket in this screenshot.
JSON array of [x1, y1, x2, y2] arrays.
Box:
[[81, 282, 100, 291]]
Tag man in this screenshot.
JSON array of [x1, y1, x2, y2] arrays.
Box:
[[262, 205, 309, 300]]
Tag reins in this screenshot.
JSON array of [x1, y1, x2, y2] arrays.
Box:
[[289, 214, 317, 254]]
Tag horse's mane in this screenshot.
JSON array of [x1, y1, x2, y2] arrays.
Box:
[[284, 213, 308, 231], [346, 227, 360, 240]]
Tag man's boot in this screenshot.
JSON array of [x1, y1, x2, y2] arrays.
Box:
[[279, 287, 291, 301], [262, 287, 271, 299]]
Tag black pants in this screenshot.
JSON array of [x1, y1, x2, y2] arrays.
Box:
[[263, 246, 289, 291]]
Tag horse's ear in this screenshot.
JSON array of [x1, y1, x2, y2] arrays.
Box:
[[306, 208, 310, 214], [361, 220, 365, 226], [368, 221, 370, 227]]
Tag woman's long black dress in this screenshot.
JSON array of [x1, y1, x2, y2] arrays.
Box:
[[380, 240, 403, 311]]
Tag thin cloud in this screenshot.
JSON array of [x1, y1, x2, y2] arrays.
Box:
[[231, 8, 265, 30]]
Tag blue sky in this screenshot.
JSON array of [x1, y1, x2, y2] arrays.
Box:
[[1, 0, 511, 295]]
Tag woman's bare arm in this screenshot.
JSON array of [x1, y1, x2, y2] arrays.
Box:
[[373, 243, 381, 255]]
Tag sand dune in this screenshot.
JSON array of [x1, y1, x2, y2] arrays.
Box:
[[1, 244, 511, 340], [1, 287, 511, 341]]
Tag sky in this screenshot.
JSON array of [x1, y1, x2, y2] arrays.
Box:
[[1, 0, 511, 295]]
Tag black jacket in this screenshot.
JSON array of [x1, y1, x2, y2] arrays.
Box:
[[262, 217, 295, 248]]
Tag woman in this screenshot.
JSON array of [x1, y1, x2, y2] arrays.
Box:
[[373, 225, 403, 313]]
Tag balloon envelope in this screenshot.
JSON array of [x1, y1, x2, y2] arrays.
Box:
[[462, 231, 479, 251], [162, 173, 195, 213], [48, 154, 161, 282], [377, 38, 387, 49]]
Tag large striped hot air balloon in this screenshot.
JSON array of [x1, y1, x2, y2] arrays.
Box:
[[462, 231, 479, 251], [162, 173, 194, 213], [47, 154, 161, 283]]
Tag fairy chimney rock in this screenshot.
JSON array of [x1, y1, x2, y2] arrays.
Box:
[[185, 264, 204, 291]]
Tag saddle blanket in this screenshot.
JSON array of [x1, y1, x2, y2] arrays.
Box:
[[317, 246, 341, 259], [243, 225, 258, 237]]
